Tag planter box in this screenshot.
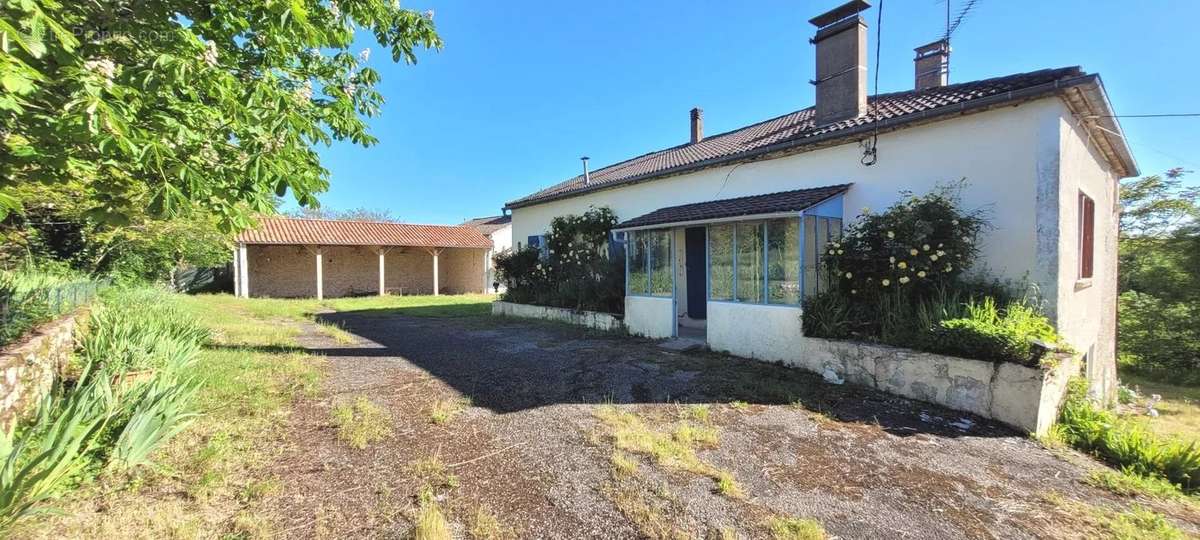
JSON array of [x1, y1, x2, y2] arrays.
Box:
[[800, 337, 1080, 436], [492, 301, 624, 333]]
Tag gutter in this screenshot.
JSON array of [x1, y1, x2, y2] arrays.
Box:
[[507, 73, 1132, 210]]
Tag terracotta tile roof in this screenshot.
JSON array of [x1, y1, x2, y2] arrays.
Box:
[[615, 184, 851, 230], [507, 67, 1118, 209], [459, 215, 512, 236], [238, 217, 493, 249]]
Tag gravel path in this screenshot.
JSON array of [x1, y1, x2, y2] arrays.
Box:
[[261, 312, 1198, 539]]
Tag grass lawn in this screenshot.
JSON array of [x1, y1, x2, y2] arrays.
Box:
[[1119, 372, 1200, 443], [188, 292, 497, 321]]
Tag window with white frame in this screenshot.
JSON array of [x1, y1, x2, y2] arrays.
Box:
[[802, 215, 843, 297], [626, 229, 672, 297]]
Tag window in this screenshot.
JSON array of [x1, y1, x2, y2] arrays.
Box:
[[802, 215, 842, 297], [527, 235, 548, 259], [626, 229, 672, 297], [1079, 192, 1095, 279], [767, 219, 801, 304], [735, 222, 764, 303], [708, 224, 734, 300]]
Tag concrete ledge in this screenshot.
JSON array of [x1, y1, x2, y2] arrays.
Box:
[[492, 301, 623, 332], [800, 337, 1080, 435]]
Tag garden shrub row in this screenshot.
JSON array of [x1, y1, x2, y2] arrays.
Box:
[[494, 206, 625, 314], [802, 185, 1067, 367], [0, 287, 207, 532]]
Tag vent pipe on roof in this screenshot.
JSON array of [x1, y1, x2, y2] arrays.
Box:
[[809, 0, 870, 126], [914, 39, 950, 90], [581, 156, 590, 185], [690, 107, 704, 143]]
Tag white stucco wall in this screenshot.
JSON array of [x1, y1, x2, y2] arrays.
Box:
[[490, 224, 513, 252], [625, 296, 675, 338], [707, 302, 805, 362], [512, 99, 1068, 285], [1053, 110, 1121, 403]]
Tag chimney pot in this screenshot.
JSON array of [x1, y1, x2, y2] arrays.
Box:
[[690, 107, 704, 143], [914, 39, 950, 90], [809, 0, 871, 126]]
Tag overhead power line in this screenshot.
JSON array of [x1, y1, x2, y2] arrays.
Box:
[[1089, 113, 1200, 119]]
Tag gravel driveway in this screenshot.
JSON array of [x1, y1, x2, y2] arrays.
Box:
[[260, 310, 1198, 539]]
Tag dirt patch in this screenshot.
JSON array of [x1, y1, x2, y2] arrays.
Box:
[[255, 313, 1198, 539]]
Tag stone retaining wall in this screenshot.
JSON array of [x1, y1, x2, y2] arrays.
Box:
[[492, 301, 623, 332], [799, 337, 1080, 435], [0, 311, 82, 432]]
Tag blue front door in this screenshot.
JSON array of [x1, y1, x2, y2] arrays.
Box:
[[685, 227, 706, 319]]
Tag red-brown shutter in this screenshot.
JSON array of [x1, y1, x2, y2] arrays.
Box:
[[1080, 193, 1095, 279]]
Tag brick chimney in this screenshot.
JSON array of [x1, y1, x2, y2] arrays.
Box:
[[690, 107, 704, 143], [809, 0, 870, 126], [914, 39, 950, 90]]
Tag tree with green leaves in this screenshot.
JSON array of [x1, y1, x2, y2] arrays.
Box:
[[1, 0, 441, 231], [1117, 168, 1200, 382]]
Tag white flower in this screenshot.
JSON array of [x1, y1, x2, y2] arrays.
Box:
[[938, 243, 944, 248], [881, 279, 891, 287], [952, 220, 959, 225], [358, 48, 371, 62], [945, 264, 953, 271], [844, 272, 853, 279], [828, 249, 835, 256], [202, 40, 219, 67], [888, 256, 896, 264], [296, 80, 313, 101], [909, 248, 918, 256], [84, 58, 116, 83], [917, 271, 926, 278], [861, 207, 871, 215], [922, 244, 930, 251], [899, 276, 910, 284], [886, 231, 895, 239], [850, 289, 857, 294], [962, 235, 970, 242], [930, 254, 939, 261], [936, 250, 945, 257], [897, 261, 907, 269], [836, 249, 844, 255]]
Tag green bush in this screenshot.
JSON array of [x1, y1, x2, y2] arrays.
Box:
[[1117, 291, 1200, 384], [0, 270, 100, 346], [803, 185, 1064, 366], [494, 206, 625, 313], [1055, 378, 1200, 492]]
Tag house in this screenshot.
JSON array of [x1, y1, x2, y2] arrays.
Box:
[[232, 217, 493, 299], [504, 1, 1137, 403], [461, 214, 513, 292]]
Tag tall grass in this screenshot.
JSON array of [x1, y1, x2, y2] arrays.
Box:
[[1054, 378, 1200, 492], [0, 287, 209, 533]]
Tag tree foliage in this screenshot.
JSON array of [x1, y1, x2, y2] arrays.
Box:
[[283, 206, 398, 222], [0, 0, 441, 230], [1117, 169, 1200, 382]]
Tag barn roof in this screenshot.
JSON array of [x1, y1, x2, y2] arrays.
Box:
[[237, 217, 493, 249]]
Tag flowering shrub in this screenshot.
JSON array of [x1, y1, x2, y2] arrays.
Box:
[[803, 184, 1066, 366], [827, 185, 986, 299], [494, 207, 625, 313]]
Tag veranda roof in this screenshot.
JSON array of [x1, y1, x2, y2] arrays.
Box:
[[613, 184, 851, 231]]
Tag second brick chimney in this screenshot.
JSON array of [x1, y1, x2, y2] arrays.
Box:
[[690, 107, 704, 143], [914, 39, 950, 90], [809, 0, 870, 126]]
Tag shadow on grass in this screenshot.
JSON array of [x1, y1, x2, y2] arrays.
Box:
[[204, 343, 309, 355], [305, 307, 1017, 440]]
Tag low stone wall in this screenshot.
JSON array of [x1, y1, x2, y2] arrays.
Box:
[[0, 311, 82, 432], [798, 337, 1080, 435], [492, 301, 623, 332]]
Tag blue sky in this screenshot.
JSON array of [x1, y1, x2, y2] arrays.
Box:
[[305, 0, 1200, 224]]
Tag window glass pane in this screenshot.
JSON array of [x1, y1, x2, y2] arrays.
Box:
[[735, 222, 764, 303], [768, 218, 801, 304], [708, 224, 734, 300], [628, 231, 648, 294], [803, 216, 819, 297], [649, 230, 673, 297]]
